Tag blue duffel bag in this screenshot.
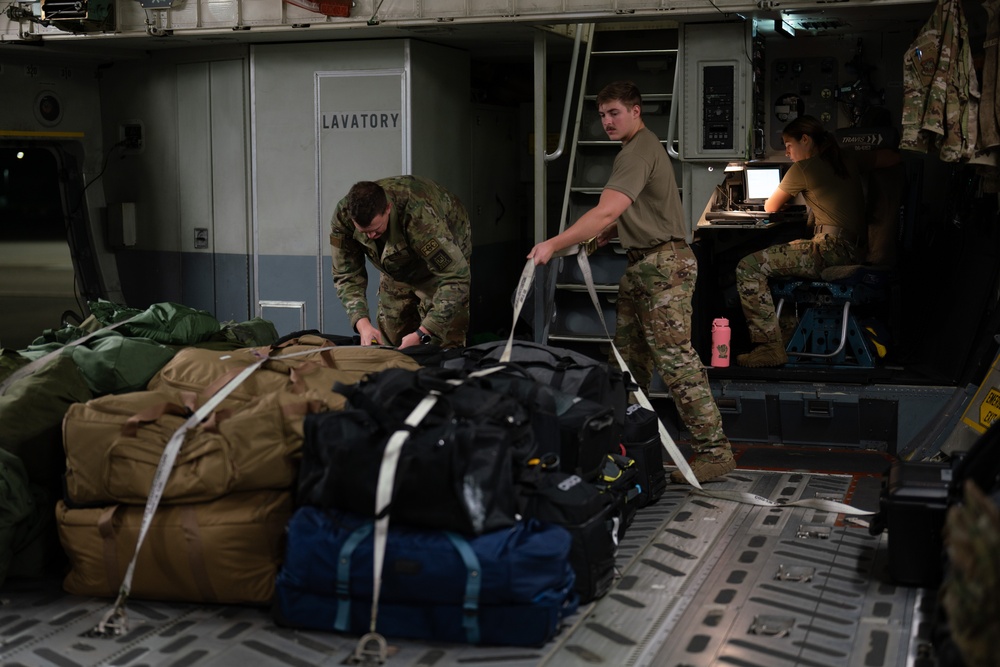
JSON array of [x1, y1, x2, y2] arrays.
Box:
[[273, 506, 579, 647]]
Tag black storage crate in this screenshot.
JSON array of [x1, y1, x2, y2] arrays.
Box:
[[714, 389, 772, 442], [779, 391, 861, 447], [879, 460, 951, 587]]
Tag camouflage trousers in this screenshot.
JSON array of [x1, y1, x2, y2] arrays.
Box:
[[735, 234, 860, 344], [613, 244, 730, 456], [376, 274, 469, 349]]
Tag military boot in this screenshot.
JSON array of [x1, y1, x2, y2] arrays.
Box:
[[737, 341, 788, 368], [670, 450, 736, 484]]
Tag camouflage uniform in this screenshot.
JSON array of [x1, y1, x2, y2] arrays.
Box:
[[330, 176, 471, 348], [941, 479, 1000, 667], [615, 244, 729, 459], [737, 153, 865, 347], [736, 234, 860, 344], [597, 125, 731, 478], [900, 0, 980, 161], [981, 0, 1000, 151]]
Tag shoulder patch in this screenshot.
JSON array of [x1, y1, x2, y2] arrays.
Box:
[[419, 238, 441, 257], [429, 249, 453, 271]]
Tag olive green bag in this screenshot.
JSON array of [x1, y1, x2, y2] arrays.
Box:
[[0, 355, 93, 490], [0, 448, 44, 586]]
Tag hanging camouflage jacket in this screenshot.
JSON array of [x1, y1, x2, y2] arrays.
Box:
[[900, 0, 980, 161]]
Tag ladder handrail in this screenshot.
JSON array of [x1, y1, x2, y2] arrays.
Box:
[[545, 23, 587, 163], [666, 45, 681, 159], [556, 24, 594, 234]]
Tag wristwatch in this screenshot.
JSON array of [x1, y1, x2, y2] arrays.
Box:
[[416, 329, 432, 345]]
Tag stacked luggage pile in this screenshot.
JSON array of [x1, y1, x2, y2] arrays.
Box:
[[0, 303, 670, 648], [275, 340, 668, 645], [0, 301, 275, 586], [58, 333, 420, 604]]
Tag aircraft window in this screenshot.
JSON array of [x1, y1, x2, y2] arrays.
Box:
[[0, 147, 65, 242], [0, 145, 78, 349]]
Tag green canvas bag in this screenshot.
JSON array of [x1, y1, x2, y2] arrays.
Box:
[[0, 354, 93, 490]]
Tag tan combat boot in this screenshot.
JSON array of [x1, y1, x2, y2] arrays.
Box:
[[670, 450, 736, 484], [736, 341, 788, 368]]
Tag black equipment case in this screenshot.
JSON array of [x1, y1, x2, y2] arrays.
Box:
[[872, 459, 951, 587]]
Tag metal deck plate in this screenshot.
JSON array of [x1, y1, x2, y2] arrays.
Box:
[[0, 471, 935, 667], [543, 470, 933, 667]]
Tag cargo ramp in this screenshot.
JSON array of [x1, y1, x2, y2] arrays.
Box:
[[0, 469, 935, 667]]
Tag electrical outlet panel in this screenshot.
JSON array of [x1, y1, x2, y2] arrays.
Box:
[[120, 120, 144, 153]]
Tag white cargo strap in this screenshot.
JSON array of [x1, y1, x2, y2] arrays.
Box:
[[0, 314, 141, 396], [688, 488, 874, 516], [91, 345, 349, 638], [510, 247, 874, 517], [369, 392, 438, 631], [359, 364, 504, 660], [506, 250, 698, 488]]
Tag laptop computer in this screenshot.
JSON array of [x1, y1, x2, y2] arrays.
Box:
[[703, 209, 771, 223], [701, 163, 788, 225], [742, 164, 782, 207]]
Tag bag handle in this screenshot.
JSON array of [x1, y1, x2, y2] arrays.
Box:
[[120, 399, 195, 438]]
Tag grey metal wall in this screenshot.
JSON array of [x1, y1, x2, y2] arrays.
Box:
[[97, 39, 472, 337], [250, 39, 471, 339], [98, 46, 254, 322]]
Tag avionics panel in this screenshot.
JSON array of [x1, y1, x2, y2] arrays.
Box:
[[701, 64, 735, 151], [681, 21, 754, 160]]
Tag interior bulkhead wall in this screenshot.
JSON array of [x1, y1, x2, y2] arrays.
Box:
[[95, 47, 256, 325], [0, 52, 123, 349]]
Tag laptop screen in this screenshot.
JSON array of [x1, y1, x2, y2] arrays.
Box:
[[744, 166, 782, 202]]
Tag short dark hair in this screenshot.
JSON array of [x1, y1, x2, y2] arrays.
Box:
[[596, 81, 642, 110], [346, 181, 388, 228]]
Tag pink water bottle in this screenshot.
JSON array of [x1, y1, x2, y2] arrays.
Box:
[[711, 318, 731, 367]]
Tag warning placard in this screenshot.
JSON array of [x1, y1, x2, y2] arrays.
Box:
[[982, 387, 1000, 429], [958, 350, 1000, 436]]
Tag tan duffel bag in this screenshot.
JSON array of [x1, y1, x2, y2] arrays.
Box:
[[63, 388, 341, 505], [58, 490, 292, 604], [147, 339, 420, 406]]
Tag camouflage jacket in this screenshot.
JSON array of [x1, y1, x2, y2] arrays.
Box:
[[329, 175, 471, 338], [900, 0, 980, 161]]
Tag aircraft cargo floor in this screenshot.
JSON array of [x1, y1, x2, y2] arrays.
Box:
[[0, 467, 937, 667]]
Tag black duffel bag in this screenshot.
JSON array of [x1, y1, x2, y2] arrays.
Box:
[[441, 340, 628, 434], [515, 464, 618, 603], [298, 367, 537, 536], [475, 363, 617, 482]]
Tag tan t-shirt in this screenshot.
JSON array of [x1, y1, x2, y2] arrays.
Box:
[[778, 154, 866, 236], [604, 127, 686, 249]]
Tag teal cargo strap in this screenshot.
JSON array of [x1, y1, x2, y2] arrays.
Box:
[[335, 522, 375, 632], [444, 531, 482, 645]]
